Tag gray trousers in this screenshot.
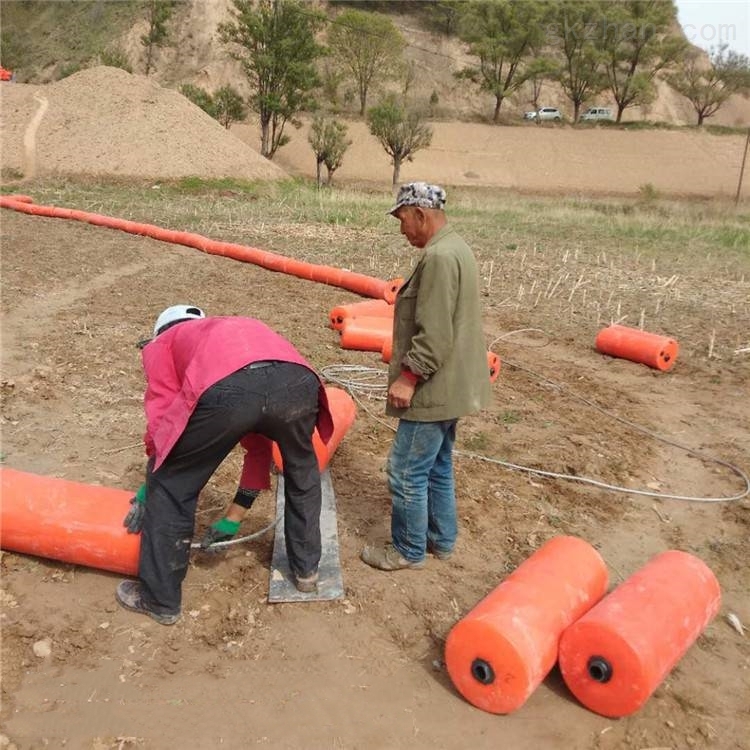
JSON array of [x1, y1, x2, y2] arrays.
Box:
[[138, 361, 322, 614]]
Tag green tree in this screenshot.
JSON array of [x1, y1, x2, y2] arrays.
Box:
[[141, 0, 177, 75], [308, 116, 351, 187], [213, 85, 247, 128], [180, 83, 216, 118], [668, 44, 750, 126], [367, 95, 433, 185], [599, 0, 687, 123], [457, 0, 549, 123], [327, 9, 406, 117], [550, 0, 607, 123], [219, 0, 324, 159]]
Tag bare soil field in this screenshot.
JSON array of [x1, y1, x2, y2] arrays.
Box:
[[1, 178, 748, 750]]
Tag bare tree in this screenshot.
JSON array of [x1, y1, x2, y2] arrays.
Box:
[[668, 44, 750, 126]]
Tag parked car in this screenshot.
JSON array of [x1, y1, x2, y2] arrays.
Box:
[[581, 107, 614, 122], [523, 107, 562, 122]]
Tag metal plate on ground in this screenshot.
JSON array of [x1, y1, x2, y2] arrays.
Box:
[[268, 469, 344, 603]]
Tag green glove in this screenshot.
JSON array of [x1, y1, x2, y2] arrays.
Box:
[[123, 483, 147, 534], [200, 517, 240, 549]]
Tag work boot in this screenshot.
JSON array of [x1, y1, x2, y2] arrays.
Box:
[[294, 570, 319, 594], [427, 542, 453, 561], [361, 542, 425, 571], [116, 580, 181, 625]]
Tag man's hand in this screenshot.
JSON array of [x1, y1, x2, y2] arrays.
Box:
[[123, 484, 146, 534], [387, 373, 417, 409]]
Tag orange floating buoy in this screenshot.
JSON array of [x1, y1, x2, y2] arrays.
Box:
[[339, 316, 393, 353], [487, 351, 501, 383], [595, 324, 679, 371], [445, 536, 608, 714], [381, 337, 393, 364], [272, 386, 356, 472], [559, 550, 721, 718], [329, 299, 394, 331], [0, 467, 140, 575]]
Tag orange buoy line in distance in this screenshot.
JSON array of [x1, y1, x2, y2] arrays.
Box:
[[272, 386, 356, 472], [558, 550, 721, 718], [444, 536, 609, 714], [595, 324, 679, 371], [0, 195, 403, 303], [0, 467, 140, 576]]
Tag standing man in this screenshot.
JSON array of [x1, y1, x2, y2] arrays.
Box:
[[361, 183, 491, 571], [117, 305, 333, 624]]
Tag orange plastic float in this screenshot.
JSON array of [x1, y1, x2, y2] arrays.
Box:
[[380, 337, 393, 364], [558, 550, 721, 718], [339, 316, 393, 353], [445, 536, 609, 714], [595, 324, 679, 371], [0, 195, 403, 303], [329, 298, 394, 330], [0, 467, 140, 575], [272, 386, 356, 471], [487, 351, 501, 383]]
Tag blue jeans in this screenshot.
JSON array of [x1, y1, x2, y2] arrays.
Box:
[[387, 419, 458, 563]]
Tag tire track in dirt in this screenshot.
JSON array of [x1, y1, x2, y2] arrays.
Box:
[[22, 93, 47, 180]]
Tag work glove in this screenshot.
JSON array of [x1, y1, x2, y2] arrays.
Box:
[[200, 517, 241, 550], [123, 483, 147, 534]]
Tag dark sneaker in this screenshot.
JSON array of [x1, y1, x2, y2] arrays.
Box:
[[294, 571, 319, 594], [116, 580, 180, 626], [361, 542, 425, 571], [427, 543, 453, 561]]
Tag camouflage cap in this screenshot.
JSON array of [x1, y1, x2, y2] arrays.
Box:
[[388, 182, 446, 215]]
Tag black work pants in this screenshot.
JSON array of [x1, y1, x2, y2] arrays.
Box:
[[138, 361, 322, 614]]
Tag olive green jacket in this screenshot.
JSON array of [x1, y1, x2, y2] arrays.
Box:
[[386, 224, 492, 421]]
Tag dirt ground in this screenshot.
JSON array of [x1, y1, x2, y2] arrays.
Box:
[[0, 64, 750, 750], [1, 186, 749, 750]]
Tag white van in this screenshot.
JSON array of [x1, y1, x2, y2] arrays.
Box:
[[581, 107, 614, 121]]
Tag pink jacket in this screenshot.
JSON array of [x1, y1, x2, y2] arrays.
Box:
[[141, 317, 332, 488]]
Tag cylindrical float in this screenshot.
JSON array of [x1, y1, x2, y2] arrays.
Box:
[[445, 536, 609, 714], [339, 316, 393, 353], [558, 550, 721, 718], [381, 337, 393, 364], [329, 298, 394, 331], [595, 324, 679, 371], [0, 467, 140, 575], [272, 386, 356, 472], [487, 351, 501, 383]]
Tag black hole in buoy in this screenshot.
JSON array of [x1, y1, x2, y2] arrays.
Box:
[[587, 656, 613, 683], [470, 658, 495, 685], [662, 352, 671, 362]]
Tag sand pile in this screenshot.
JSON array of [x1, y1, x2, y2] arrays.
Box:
[[0, 66, 285, 181]]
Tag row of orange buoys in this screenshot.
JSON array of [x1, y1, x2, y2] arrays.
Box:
[[0, 195, 403, 303], [445, 536, 720, 717]]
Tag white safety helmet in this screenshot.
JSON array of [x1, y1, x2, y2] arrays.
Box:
[[153, 305, 205, 336]]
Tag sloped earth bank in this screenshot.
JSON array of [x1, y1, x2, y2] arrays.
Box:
[[1, 209, 748, 750]]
